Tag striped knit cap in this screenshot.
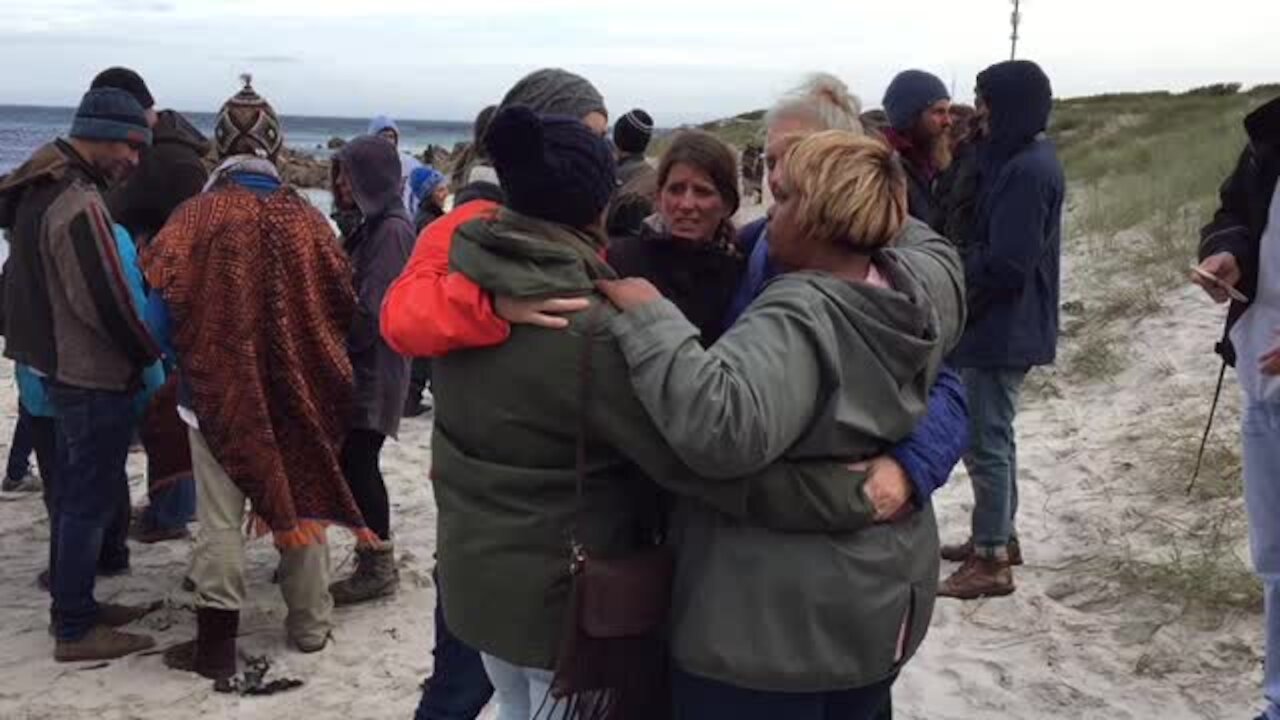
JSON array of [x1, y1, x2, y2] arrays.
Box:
[[215, 74, 283, 162]]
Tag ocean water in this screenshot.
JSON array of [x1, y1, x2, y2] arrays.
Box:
[[0, 105, 473, 174]]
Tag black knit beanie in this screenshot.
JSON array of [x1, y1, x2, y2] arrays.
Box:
[[91, 67, 155, 109], [613, 109, 654, 155], [485, 106, 616, 229]]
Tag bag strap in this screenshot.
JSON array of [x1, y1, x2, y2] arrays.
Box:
[[1187, 358, 1228, 495], [570, 303, 603, 569]]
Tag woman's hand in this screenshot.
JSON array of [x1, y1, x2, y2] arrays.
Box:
[[494, 295, 591, 329], [596, 278, 663, 312], [852, 457, 915, 522]]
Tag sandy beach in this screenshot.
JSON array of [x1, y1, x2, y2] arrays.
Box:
[[0, 199, 1266, 720]]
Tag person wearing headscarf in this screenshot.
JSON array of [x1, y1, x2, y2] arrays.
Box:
[[144, 75, 371, 680], [940, 60, 1063, 600]]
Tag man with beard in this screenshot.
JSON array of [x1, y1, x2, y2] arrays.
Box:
[[0, 87, 161, 661], [881, 70, 953, 222]]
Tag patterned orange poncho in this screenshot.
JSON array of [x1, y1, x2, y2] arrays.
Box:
[[143, 184, 375, 548]]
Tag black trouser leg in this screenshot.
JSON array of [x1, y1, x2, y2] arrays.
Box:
[[341, 429, 390, 541]]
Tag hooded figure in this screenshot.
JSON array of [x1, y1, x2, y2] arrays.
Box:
[[332, 135, 414, 442], [367, 114, 422, 215], [327, 135, 414, 605], [953, 59, 1062, 364], [940, 59, 1064, 601]]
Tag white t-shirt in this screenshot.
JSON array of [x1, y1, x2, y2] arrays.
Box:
[[1231, 183, 1280, 401]]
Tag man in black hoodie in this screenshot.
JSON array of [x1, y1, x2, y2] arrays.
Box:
[[1192, 94, 1280, 720]]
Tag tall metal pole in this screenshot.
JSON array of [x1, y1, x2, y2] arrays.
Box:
[[1010, 0, 1022, 60]]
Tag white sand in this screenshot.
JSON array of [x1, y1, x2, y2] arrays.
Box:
[[0, 202, 1266, 719]]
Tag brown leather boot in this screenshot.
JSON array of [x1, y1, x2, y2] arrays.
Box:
[[940, 537, 1024, 566], [55, 625, 155, 662], [938, 555, 1015, 599], [163, 608, 238, 680]]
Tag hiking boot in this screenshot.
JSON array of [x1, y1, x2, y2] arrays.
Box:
[[940, 537, 1024, 566], [1, 470, 41, 494], [938, 556, 1015, 600], [163, 608, 238, 680], [55, 625, 155, 662], [292, 630, 331, 654], [329, 545, 399, 606]]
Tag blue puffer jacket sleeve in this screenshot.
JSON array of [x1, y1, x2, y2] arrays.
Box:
[[887, 365, 968, 506], [16, 364, 55, 418]]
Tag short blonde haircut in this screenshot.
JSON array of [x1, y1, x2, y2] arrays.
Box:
[[765, 73, 865, 135], [782, 131, 908, 253]]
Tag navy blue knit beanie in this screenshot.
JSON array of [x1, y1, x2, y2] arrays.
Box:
[[882, 70, 950, 130], [485, 106, 616, 229], [70, 88, 152, 146]]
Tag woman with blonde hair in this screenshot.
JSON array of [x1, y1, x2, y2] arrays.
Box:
[[598, 130, 965, 718]]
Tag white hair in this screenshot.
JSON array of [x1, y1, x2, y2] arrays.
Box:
[[765, 73, 865, 135]]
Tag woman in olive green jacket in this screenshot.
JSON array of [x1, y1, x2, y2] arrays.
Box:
[[598, 131, 966, 717]]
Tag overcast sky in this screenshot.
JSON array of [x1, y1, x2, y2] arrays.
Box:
[[1, 0, 1276, 124]]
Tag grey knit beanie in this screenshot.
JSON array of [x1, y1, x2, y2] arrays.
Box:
[[497, 68, 607, 121], [70, 88, 152, 146]]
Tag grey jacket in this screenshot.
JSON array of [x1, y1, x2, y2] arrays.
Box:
[[337, 137, 413, 438], [609, 218, 966, 691]]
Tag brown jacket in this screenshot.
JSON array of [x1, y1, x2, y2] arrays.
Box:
[[0, 140, 160, 391]]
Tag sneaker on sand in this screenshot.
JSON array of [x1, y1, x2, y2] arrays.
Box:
[[1, 470, 41, 494], [55, 625, 155, 662], [940, 537, 1024, 566], [938, 556, 1015, 600]]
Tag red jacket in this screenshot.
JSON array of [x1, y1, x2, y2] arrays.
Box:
[[380, 199, 510, 358]]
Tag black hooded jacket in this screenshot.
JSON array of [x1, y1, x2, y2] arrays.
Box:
[[335, 136, 414, 438], [1199, 96, 1280, 366]]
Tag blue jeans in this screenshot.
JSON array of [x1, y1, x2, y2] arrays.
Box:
[[1243, 399, 1280, 720], [6, 403, 35, 481], [962, 367, 1028, 552], [46, 384, 136, 641], [671, 668, 894, 720], [414, 569, 494, 720]]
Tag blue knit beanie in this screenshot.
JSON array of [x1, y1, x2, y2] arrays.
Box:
[[485, 106, 616, 229], [882, 70, 950, 131], [70, 88, 152, 146], [410, 166, 446, 202]]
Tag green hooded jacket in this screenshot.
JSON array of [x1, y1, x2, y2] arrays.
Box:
[[608, 218, 966, 692]]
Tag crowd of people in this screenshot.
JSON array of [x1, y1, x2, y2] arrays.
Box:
[[3, 54, 1271, 720]]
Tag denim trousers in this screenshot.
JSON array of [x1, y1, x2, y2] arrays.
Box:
[[1242, 398, 1280, 720], [961, 367, 1029, 551], [45, 384, 136, 641], [414, 568, 494, 720]]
